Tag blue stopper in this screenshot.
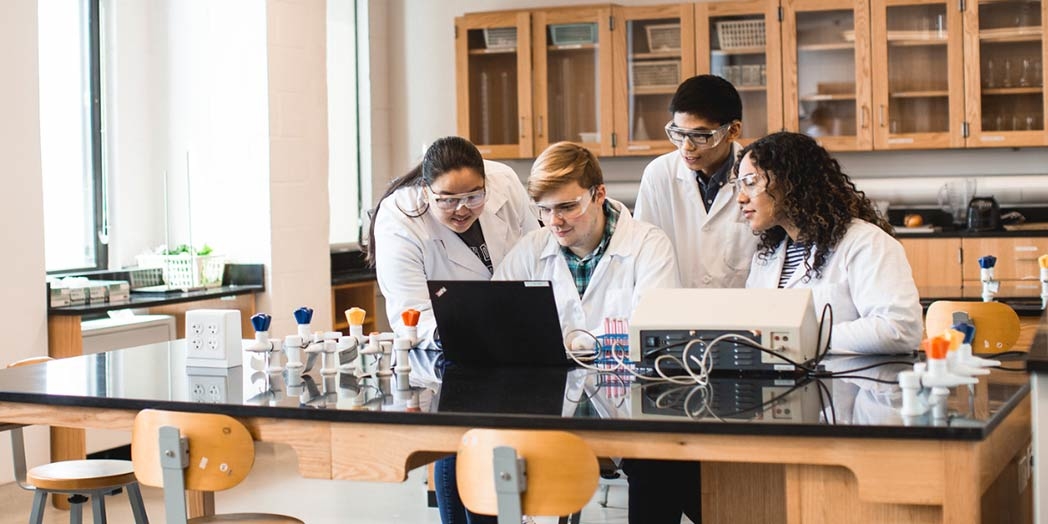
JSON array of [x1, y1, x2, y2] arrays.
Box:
[[250, 313, 271, 332], [978, 255, 997, 269], [951, 322, 976, 345], [293, 306, 314, 325]]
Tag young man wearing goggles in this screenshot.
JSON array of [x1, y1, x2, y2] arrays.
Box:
[[629, 75, 760, 524]]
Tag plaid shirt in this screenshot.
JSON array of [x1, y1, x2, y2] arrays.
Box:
[[562, 201, 619, 298]]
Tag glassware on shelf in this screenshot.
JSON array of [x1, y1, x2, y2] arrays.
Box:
[[1019, 58, 1032, 87], [994, 113, 1006, 131], [1026, 115, 1037, 131], [1002, 59, 1013, 88], [985, 58, 996, 88]]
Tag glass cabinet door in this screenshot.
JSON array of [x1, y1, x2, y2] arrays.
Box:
[[612, 5, 695, 156], [455, 12, 533, 159], [872, 0, 965, 149], [965, 0, 1048, 147], [783, 0, 873, 151], [533, 7, 615, 156], [696, 1, 783, 143]]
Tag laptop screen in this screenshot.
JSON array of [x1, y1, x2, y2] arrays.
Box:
[[427, 280, 570, 367]]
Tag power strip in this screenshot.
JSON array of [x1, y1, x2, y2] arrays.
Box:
[[187, 368, 237, 404], [186, 309, 243, 368]]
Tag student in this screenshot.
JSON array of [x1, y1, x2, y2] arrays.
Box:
[[493, 141, 679, 342], [493, 142, 681, 524], [368, 135, 539, 349], [736, 131, 923, 354], [367, 136, 538, 524], [634, 74, 758, 289]]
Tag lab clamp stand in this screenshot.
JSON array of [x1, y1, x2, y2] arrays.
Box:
[[243, 306, 421, 380]]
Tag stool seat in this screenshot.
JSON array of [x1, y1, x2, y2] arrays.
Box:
[[189, 514, 305, 523], [28, 459, 138, 491]]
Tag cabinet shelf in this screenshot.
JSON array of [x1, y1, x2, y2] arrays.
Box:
[[468, 47, 518, 55], [711, 46, 766, 56], [800, 93, 856, 101], [888, 39, 948, 47], [889, 90, 948, 99], [631, 51, 681, 60], [736, 85, 767, 93], [980, 26, 1042, 43], [548, 43, 598, 52], [797, 42, 854, 52], [982, 86, 1043, 96], [632, 86, 677, 95]]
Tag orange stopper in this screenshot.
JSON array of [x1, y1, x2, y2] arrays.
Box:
[[921, 336, 949, 360], [401, 309, 421, 327], [345, 307, 366, 326]]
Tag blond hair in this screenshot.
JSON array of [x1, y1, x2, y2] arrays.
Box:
[[528, 142, 604, 200]]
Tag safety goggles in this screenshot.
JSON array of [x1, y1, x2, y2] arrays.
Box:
[[728, 171, 767, 198], [664, 121, 734, 149], [536, 188, 596, 222], [426, 187, 487, 211]]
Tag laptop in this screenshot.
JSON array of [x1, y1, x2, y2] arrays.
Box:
[[427, 280, 571, 367]]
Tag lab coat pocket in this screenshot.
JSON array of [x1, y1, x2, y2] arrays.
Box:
[[604, 288, 634, 320]]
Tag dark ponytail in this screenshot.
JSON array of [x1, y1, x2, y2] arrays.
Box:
[[365, 136, 486, 266]]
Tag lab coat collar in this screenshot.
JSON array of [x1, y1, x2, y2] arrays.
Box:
[[429, 220, 492, 277]]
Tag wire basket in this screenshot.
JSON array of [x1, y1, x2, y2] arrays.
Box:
[[645, 23, 681, 52], [549, 23, 597, 46], [483, 27, 517, 49], [631, 60, 681, 88], [135, 254, 226, 290], [716, 19, 766, 49]]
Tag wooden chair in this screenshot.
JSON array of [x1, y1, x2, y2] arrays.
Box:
[[925, 300, 1021, 352], [131, 409, 303, 524], [4, 356, 148, 524], [456, 428, 599, 524]]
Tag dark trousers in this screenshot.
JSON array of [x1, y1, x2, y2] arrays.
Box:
[[622, 458, 702, 524], [434, 455, 498, 524]]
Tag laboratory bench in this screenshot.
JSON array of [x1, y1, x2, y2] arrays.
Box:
[[1024, 310, 1048, 523], [0, 339, 1033, 522]]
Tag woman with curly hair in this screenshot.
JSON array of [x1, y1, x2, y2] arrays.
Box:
[[734, 132, 922, 354]]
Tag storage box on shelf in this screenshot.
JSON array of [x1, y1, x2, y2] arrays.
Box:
[[136, 254, 226, 290], [716, 19, 766, 49]]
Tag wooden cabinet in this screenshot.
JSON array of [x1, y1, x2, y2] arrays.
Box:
[[612, 4, 696, 156], [455, 12, 534, 158], [899, 237, 963, 298], [331, 280, 377, 334], [696, 0, 784, 143], [963, 0, 1048, 147], [782, 0, 873, 151], [901, 236, 1048, 299], [457, 1, 1046, 157]]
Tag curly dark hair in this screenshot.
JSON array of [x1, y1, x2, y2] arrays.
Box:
[[735, 132, 892, 282]]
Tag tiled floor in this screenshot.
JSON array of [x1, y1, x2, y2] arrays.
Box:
[[0, 443, 643, 524]]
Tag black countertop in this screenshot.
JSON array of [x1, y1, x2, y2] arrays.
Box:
[[0, 340, 1027, 441], [48, 285, 264, 316], [896, 228, 1048, 238]]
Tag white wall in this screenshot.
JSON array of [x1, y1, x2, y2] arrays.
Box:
[[375, 0, 1048, 209], [0, 0, 52, 485]]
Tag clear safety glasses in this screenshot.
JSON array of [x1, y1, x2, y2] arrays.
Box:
[[426, 187, 487, 211], [664, 121, 734, 150], [536, 188, 596, 222], [729, 172, 767, 198]]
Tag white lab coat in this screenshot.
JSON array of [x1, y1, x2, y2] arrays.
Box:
[[634, 143, 759, 288], [745, 220, 923, 354], [373, 160, 539, 348], [493, 199, 680, 341]]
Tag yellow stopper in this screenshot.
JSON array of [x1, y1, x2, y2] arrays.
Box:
[[942, 328, 965, 351], [1039, 254, 1048, 269], [345, 307, 366, 326]]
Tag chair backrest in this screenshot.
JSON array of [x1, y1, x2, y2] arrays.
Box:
[[8, 356, 53, 368], [5, 356, 53, 489], [925, 300, 1021, 352], [131, 409, 255, 491], [456, 428, 598, 520]]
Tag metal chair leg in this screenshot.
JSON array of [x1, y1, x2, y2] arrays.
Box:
[[68, 494, 87, 524], [598, 484, 610, 507], [91, 491, 107, 524], [126, 482, 150, 524], [28, 490, 47, 524]]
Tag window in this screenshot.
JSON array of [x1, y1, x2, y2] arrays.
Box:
[[38, 0, 106, 272], [328, 0, 363, 249]]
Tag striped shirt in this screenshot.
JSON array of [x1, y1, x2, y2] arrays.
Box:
[[563, 201, 620, 298], [778, 240, 808, 288]]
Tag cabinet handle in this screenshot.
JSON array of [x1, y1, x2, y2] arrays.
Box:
[[1014, 245, 1039, 252], [519, 117, 526, 139], [537, 115, 544, 138], [861, 105, 869, 129], [878, 105, 886, 128]]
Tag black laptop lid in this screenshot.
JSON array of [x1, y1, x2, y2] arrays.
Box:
[[427, 280, 569, 367]]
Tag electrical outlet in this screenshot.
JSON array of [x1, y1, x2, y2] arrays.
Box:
[[188, 373, 230, 404], [185, 309, 243, 368]]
